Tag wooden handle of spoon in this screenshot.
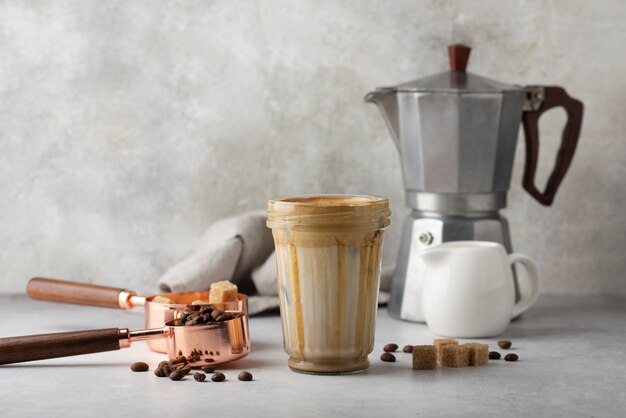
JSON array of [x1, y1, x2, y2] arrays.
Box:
[[27, 277, 132, 309], [0, 328, 122, 365]]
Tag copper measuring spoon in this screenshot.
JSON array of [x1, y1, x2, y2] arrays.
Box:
[[27, 277, 249, 354], [0, 314, 249, 366]]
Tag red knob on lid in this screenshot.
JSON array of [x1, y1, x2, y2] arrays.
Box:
[[448, 44, 471, 72]]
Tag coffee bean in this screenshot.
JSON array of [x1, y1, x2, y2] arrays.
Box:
[[211, 310, 223, 320], [173, 320, 184, 326], [169, 370, 186, 381], [489, 351, 501, 360], [180, 367, 192, 375], [130, 362, 149, 372], [194, 373, 206, 382], [238, 371, 253, 381], [180, 313, 189, 322], [161, 365, 172, 375], [204, 358, 215, 363], [402, 345, 414, 353], [216, 313, 234, 322], [178, 350, 183, 356], [380, 352, 396, 362], [201, 366, 216, 373], [216, 351, 220, 356], [211, 372, 226, 382], [154, 367, 166, 377], [204, 350, 209, 355], [383, 343, 398, 352], [498, 340, 512, 349], [158, 361, 169, 368], [504, 353, 519, 362]]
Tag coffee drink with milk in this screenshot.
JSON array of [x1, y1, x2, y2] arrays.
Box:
[[267, 195, 390, 374]]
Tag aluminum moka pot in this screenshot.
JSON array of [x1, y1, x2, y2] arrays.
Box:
[[365, 44, 583, 322]]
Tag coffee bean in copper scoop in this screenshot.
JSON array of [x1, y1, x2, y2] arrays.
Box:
[[489, 351, 502, 360], [201, 366, 216, 373], [504, 353, 519, 362], [383, 343, 398, 352], [194, 373, 206, 382], [169, 370, 187, 381], [211, 372, 226, 382], [130, 362, 149, 372], [238, 371, 253, 381], [402, 345, 414, 353], [380, 352, 396, 362], [498, 340, 512, 349]]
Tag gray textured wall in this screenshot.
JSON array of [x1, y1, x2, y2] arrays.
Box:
[[1, 0, 624, 295]]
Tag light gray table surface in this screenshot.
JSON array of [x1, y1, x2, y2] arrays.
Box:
[[0, 294, 624, 418]]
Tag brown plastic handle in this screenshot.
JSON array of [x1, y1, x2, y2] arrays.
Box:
[[27, 278, 129, 309], [522, 86, 584, 206], [0, 328, 121, 365]]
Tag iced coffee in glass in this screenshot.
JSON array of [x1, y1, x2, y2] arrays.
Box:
[[267, 195, 391, 374]]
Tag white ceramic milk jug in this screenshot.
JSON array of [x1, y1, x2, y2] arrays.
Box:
[[421, 241, 540, 338]]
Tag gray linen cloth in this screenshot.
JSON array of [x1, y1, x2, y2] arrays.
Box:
[[157, 210, 393, 315]]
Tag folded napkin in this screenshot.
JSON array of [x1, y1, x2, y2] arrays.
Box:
[[157, 210, 394, 315]]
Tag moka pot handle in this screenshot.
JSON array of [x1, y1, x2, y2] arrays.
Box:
[[521, 86, 584, 206]]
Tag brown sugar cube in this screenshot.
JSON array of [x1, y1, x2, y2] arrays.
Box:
[[209, 280, 238, 304], [151, 295, 173, 304], [462, 343, 489, 366], [433, 338, 458, 362], [412, 345, 438, 370], [441, 345, 470, 368]]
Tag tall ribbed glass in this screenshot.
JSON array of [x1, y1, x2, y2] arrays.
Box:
[[267, 195, 390, 374]]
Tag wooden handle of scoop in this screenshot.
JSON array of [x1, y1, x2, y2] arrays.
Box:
[[27, 277, 133, 309], [0, 328, 122, 365]]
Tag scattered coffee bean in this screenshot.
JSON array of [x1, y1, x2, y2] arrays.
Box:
[[211, 372, 226, 382], [216, 351, 220, 356], [154, 367, 166, 377], [161, 365, 172, 375], [383, 343, 399, 352], [489, 351, 502, 360], [169, 370, 187, 381], [194, 373, 206, 382], [498, 340, 512, 349], [180, 367, 192, 376], [402, 345, 414, 353], [238, 371, 253, 381], [204, 358, 215, 363], [130, 362, 149, 372], [209, 351, 214, 356], [504, 353, 519, 362], [158, 361, 169, 368], [380, 352, 396, 362], [204, 350, 209, 355], [201, 366, 216, 373]]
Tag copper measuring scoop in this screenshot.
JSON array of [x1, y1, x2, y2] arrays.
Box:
[[26, 277, 249, 354], [0, 314, 250, 366]]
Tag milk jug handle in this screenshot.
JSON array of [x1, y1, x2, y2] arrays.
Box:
[[521, 86, 584, 206], [508, 253, 541, 318]]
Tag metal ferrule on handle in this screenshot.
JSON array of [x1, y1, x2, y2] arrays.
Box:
[[118, 328, 167, 348]]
